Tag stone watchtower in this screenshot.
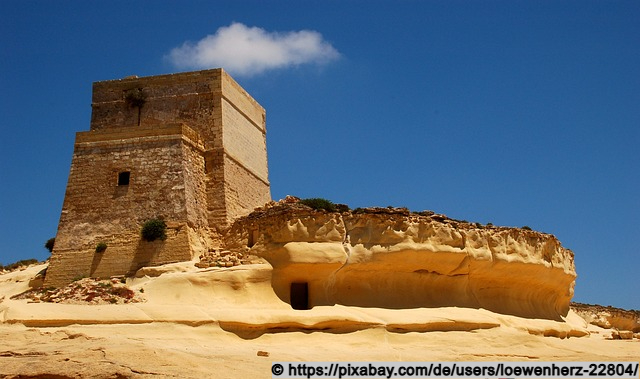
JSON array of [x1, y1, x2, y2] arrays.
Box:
[[45, 69, 270, 286]]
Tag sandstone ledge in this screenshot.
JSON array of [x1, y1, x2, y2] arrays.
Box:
[[225, 203, 576, 320], [1, 264, 586, 338], [571, 302, 640, 333], [1, 301, 588, 339]]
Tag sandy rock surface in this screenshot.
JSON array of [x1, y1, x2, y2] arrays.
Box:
[[226, 203, 576, 320], [571, 302, 640, 333], [1, 264, 638, 378]]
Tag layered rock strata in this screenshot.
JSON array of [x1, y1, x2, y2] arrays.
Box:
[[225, 202, 576, 320], [571, 302, 640, 333]]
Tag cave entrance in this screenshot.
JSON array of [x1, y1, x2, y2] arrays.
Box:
[[290, 282, 309, 310]]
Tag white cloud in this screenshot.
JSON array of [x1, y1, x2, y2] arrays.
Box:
[[167, 22, 340, 76]]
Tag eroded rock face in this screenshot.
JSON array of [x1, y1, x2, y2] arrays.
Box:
[[571, 302, 640, 333], [225, 204, 576, 321]]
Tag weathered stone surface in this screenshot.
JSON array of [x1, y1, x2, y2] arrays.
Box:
[[618, 330, 634, 339], [225, 202, 576, 320], [46, 69, 271, 287], [571, 302, 640, 332]]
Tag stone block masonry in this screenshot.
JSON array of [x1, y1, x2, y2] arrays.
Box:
[[46, 69, 271, 286]]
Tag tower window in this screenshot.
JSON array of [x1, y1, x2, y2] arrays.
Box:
[[117, 171, 130, 186]]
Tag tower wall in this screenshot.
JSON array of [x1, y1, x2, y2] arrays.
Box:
[[46, 69, 270, 286], [88, 68, 269, 226]]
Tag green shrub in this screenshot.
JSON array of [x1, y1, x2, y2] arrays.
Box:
[[299, 198, 337, 212], [45, 237, 55, 253], [124, 88, 147, 126], [335, 203, 351, 213], [124, 88, 147, 108], [95, 242, 108, 253], [2, 258, 39, 271], [141, 219, 167, 242], [522, 225, 532, 231]]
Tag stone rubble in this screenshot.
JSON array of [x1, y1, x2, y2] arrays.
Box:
[[11, 277, 144, 305], [195, 249, 261, 269]]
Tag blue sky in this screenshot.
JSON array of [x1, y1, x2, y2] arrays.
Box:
[[1, 1, 638, 309]]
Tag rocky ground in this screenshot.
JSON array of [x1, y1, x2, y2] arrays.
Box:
[[570, 302, 640, 338], [194, 249, 263, 269], [11, 277, 144, 305], [1, 264, 639, 379]]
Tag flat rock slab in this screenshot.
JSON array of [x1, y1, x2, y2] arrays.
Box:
[[2, 301, 588, 339]]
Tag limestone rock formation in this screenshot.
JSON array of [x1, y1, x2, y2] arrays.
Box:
[[225, 200, 576, 320], [571, 302, 640, 333]]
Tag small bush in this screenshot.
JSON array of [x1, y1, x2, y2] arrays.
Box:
[[522, 226, 532, 231], [1, 258, 39, 272], [335, 203, 351, 213], [124, 88, 147, 108], [45, 237, 56, 253], [95, 242, 108, 253], [141, 219, 167, 242], [299, 198, 337, 212]]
